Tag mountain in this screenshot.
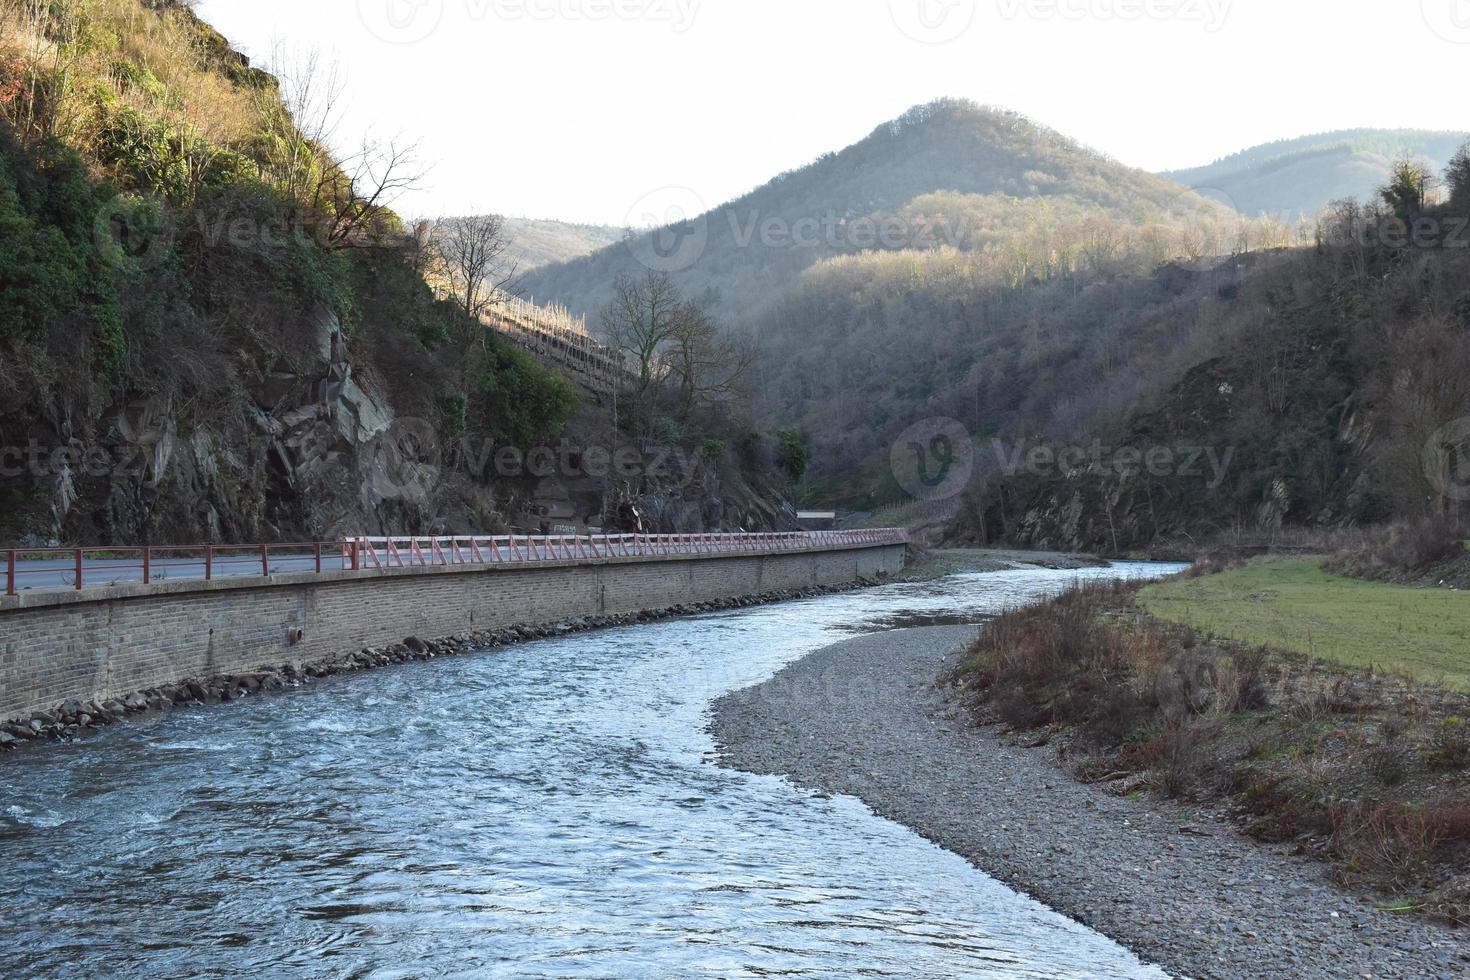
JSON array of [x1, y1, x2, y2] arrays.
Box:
[[1164, 129, 1469, 220], [519, 99, 1233, 324], [500, 216, 625, 273]]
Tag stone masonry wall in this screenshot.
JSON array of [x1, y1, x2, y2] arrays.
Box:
[[0, 544, 905, 721]]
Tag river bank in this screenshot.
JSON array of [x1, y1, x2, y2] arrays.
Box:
[[0, 563, 1176, 977], [709, 625, 1468, 980], [0, 578, 885, 756]]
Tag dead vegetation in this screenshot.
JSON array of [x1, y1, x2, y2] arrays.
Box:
[[954, 579, 1470, 925], [1325, 516, 1470, 589]]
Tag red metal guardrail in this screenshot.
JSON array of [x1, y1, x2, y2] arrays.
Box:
[[3, 530, 910, 597]]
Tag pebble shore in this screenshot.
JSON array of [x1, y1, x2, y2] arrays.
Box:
[[710, 626, 1468, 980]]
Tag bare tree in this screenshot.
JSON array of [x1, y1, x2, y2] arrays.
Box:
[[1446, 142, 1470, 214], [434, 214, 516, 320], [313, 136, 425, 248], [665, 299, 750, 418], [255, 45, 425, 248], [254, 45, 346, 207], [602, 271, 683, 415]]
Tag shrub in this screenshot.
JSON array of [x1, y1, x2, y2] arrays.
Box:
[[1426, 876, 1470, 927], [473, 339, 578, 448], [1368, 743, 1412, 788], [776, 428, 809, 483], [1330, 803, 1443, 892], [1428, 717, 1470, 770]]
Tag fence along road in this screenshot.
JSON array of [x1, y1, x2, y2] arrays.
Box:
[[3, 530, 911, 596]]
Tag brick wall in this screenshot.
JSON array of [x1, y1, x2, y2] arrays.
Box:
[[0, 544, 905, 721]]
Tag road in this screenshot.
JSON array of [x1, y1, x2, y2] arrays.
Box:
[[3, 532, 905, 596], [6, 554, 334, 593]]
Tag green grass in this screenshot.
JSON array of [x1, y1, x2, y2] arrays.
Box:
[[1140, 558, 1470, 691]]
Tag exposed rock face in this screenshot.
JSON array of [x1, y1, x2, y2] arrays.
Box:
[[14, 306, 469, 545], [7, 305, 789, 545]]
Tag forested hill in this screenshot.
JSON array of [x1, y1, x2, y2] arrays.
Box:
[[499, 216, 625, 273], [1164, 129, 1468, 219], [519, 98, 1231, 322]]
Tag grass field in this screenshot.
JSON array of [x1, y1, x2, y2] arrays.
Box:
[[1140, 558, 1470, 690]]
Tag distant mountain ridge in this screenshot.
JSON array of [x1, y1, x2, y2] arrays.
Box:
[[1163, 129, 1469, 219], [500, 216, 626, 273], [519, 98, 1229, 324]]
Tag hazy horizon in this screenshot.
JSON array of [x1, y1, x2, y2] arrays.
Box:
[[196, 0, 1470, 225]]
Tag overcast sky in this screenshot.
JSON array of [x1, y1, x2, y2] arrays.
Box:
[[195, 0, 1470, 226]]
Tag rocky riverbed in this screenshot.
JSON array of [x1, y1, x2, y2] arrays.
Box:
[[710, 626, 1468, 980]]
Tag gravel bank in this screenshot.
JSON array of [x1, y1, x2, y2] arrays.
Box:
[[710, 626, 1467, 980]]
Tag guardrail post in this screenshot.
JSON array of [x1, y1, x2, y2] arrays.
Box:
[[5, 550, 14, 596], [314, 543, 322, 574], [75, 548, 83, 591], [204, 546, 213, 581], [143, 547, 151, 585], [351, 539, 361, 571], [261, 544, 270, 578]]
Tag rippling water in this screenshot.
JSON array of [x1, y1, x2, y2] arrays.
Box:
[[0, 562, 1181, 978]]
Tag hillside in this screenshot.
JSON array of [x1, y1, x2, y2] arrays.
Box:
[[1164, 129, 1469, 219], [500, 215, 625, 273], [520, 99, 1236, 323], [746, 143, 1470, 550], [0, 0, 787, 546]]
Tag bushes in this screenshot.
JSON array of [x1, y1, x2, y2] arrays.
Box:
[[472, 339, 578, 448], [0, 134, 117, 346], [964, 581, 1263, 748], [94, 104, 192, 201], [1326, 516, 1469, 584], [959, 579, 1470, 913]]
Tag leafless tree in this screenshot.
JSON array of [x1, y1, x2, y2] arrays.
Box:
[[434, 214, 516, 320], [602, 271, 683, 412], [601, 272, 749, 432], [315, 136, 425, 247], [257, 45, 425, 248], [255, 45, 345, 206], [665, 300, 751, 419]]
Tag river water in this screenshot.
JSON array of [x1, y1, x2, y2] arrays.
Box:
[[1, 562, 1180, 978]]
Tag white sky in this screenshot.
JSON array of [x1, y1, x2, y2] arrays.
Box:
[[195, 0, 1470, 226]]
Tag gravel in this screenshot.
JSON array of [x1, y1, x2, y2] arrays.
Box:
[[710, 626, 1468, 980]]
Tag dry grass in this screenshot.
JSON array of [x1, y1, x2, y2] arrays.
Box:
[[1325, 516, 1470, 588], [0, 0, 264, 172], [956, 581, 1470, 923]]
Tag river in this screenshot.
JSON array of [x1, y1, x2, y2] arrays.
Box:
[[1, 562, 1180, 978]]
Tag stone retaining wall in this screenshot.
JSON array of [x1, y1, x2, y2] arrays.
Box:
[[0, 544, 906, 722]]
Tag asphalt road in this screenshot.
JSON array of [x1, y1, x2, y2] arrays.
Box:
[[2, 541, 797, 593]]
